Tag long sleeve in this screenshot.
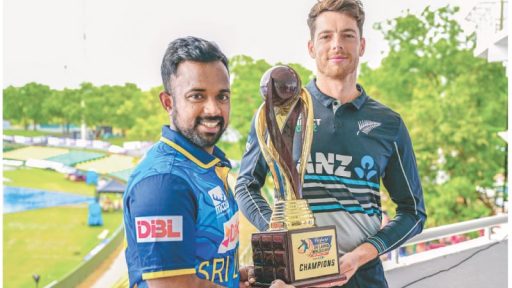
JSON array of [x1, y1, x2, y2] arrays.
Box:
[[235, 116, 273, 231], [365, 119, 427, 255]]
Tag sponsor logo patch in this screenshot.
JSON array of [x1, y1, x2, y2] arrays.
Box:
[[354, 155, 377, 180], [208, 186, 229, 215], [218, 212, 239, 253], [297, 236, 333, 258], [136, 216, 183, 243], [296, 114, 322, 133]]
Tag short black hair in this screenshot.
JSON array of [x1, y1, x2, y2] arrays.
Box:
[[161, 36, 229, 93]]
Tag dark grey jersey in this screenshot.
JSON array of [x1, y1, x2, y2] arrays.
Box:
[[235, 80, 426, 255]]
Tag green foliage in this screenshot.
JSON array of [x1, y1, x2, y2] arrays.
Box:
[[126, 86, 168, 141], [229, 55, 271, 143], [3, 86, 21, 123], [361, 6, 507, 226], [43, 88, 82, 133], [4, 83, 52, 129]]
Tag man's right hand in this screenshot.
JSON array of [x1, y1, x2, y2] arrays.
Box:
[[239, 266, 256, 287]]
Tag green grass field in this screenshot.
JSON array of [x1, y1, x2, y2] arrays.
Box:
[[4, 167, 96, 196], [4, 207, 123, 288]]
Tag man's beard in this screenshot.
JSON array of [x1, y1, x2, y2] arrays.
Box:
[[320, 57, 359, 80], [172, 111, 226, 149]]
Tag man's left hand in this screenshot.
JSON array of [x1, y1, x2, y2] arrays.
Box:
[[317, 242, 378, 287], [338, 251, 360, 283], [311, 253, 356, 288]]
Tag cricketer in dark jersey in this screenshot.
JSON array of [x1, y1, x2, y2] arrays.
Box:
[[124, 126, 240, 288], [235, 80, 426, 287]]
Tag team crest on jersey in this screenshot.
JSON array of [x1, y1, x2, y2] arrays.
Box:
[[357, 120, 381, 135], [218, 212, 239, 253], [208, 186, 229, 215]]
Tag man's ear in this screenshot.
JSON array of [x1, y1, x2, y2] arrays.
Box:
[[308, 40, 315, 59], [159, 91, 173, 113], [359, 37, 366, 57]]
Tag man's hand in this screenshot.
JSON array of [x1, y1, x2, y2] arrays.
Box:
[[269, 279, 294, 288], [239, 266, 255, 287], [332, 242, 379, 286], [338, 251, 360, 284]]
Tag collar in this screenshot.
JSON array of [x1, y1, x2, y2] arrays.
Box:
[[305, 79, 369, 110], [160, 125, 231, 169]]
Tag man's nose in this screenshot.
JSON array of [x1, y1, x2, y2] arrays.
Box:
[[204, 98, 221, 115], [331, 36, 344, 51]]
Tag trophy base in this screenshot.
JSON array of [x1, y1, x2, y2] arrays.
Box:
[[251, 226, 344, 287]]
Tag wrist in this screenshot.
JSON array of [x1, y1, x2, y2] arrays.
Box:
[[353, 242, 378, 267]]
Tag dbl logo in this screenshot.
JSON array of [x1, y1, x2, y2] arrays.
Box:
[[218, 212, 239, 253], [136, 216, 183, 243]]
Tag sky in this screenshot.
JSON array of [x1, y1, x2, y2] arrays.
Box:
[[4, 0, 483, 90]]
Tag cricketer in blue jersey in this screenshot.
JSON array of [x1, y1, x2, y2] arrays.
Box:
[[237, 1, 426, 288], [123, 37, 253, 288]]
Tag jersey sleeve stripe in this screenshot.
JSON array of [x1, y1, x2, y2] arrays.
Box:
[[142, 268, 196, 280], [380, 219, 421, 255], [393, 141, 417, 215], [245, 179, 271, 226]]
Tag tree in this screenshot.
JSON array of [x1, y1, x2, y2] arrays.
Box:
[[126, 86, 167, 141], [229, 55, 272, 143], [106, 83, 143, 136], [360, 6, 507, 227], [43, 88, 83, 134], [13, 83, 52, 130], [3, 86, 22, 125]]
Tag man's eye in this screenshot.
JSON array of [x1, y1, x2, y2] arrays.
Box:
[[190, 94, 203, 100], [218, 94, 230, 102]]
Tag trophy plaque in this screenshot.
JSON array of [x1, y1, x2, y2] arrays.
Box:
[[251, 66, 344, 287]]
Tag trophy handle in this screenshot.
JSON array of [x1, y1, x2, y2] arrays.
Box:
[[254, 87, 315, 201], [297, 88, 315, 196]]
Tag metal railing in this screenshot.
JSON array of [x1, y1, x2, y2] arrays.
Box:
[[387, 214, 508, 264]]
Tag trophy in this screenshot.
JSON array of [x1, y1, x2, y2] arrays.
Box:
[[251, 66, 344, 287]]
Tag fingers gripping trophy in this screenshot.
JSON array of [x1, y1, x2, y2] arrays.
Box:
[[251, 66, 345, 287]]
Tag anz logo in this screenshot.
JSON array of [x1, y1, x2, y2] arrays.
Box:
[[301, 153, 378, 180], [304, 152, 353, 177], [355, 155, 377, 180]]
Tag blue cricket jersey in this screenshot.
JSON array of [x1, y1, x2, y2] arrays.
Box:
[[123, 126, 240, 288]]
